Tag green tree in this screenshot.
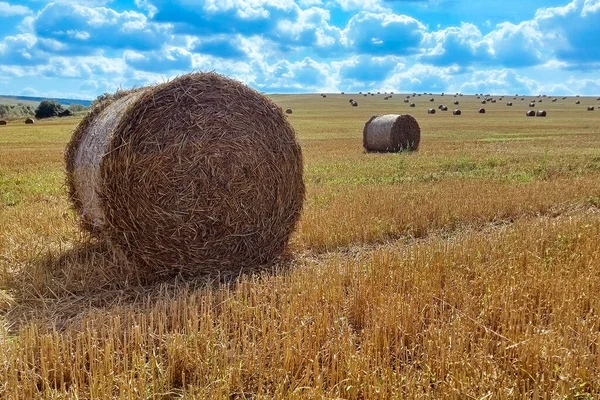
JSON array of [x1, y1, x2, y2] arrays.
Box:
[[34, 100, 64, 119]]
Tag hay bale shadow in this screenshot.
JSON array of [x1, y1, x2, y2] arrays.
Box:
[[2, 239, 294, 332]]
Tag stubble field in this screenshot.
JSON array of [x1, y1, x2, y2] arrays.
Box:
[[0, 92, 599, 399]]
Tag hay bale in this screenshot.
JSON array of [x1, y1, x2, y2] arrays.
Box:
[[409, 103, 416, 107], [479, 108, 486, 114], [428, 108, 436, 114], [481, 100, 486, 104], [529, 102, 536, 107], [538, 99, 542, 102], [536, 110, 547, 117], [441, 106, 448, 111], [429, 98, 435, 102], [352, 101, 358, 107], [404, 99, 409, 103], [363, 114, 420, 152], [576, 100, 581, 104], [587, 106, 595, 111], [285, 108, 293, 114], [596, 97, 600, 101], [453, 101, 459, 105], [453, 109, 461, 115], [526, 110, 536, 117], [65, 72, 305, 278], [507, 102, 513, 106], [552, 98, 557, 102], [349, 99, 354, 103], [25, 118, 35, 124], [0, 120, 6, 125]]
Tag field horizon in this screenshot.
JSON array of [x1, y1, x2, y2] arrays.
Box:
[[1, 92, 599, 398]]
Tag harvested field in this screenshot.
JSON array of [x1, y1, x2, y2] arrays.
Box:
[[1, 93, 600, 398]]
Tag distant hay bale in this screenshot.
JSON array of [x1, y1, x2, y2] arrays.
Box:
[[596, 97, 600, 101], [352, 101, 358, 107], [453, 101, 459, 105], [587, 106, 595, 111], [529, 102, 536, 107], [441, 106, 448, 111], [404, 99, 409, 103], [25, 118, 35, 124], [453, 109, 461, 115], [0, 120, 6, 126], [363, 114, 421, 152], [410, 103, 416, 107], [481, 100, 486, 104], [576, 100, 581, 104], [322, 94, 327, 98], [536, 110, 547, 117], [491, 99, 496, 103], [428, 108, 436, 114], [429, 98, 435, 102], [479, 108, 486, 114], [526, 110, 536, 117], [65, 72, 305, 278], [438, 104, 444, 110], [285, 108, 293, 114], [538, 99, 542, 102], [507, 102, 513, 106], [349, 99, 354, 103], [552, 98, 557, 102]]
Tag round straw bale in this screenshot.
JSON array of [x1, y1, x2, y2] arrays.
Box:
[[404, 99, 409, 103], [286, 108, 293, 114], [441, 106, 448, 111], [552, 98, 557, 102], [491, 99, 496, 103], [352, 101, 358, 107], [538, 99, 542, 102], [587, 106, 595, 111], [481, 100, 486, 104], [410, 103, 416, 107], [536, 110, 547, 117], [25, 118, 35, 124], [526, 110, 536, 117], [507, 102, 513, 106], [363, 114, 420, 152], [429, 98, 435, 102], [453, 109, 461, 115], [479, 108, 486, 114], [65, 72, 305, 278], [438, 104, 444, 110], [0, 120, 6, 125], [428, 108, 436, 114], [596, 97, 600, 101], [453, 101, 459, 105], [575, 100, 581, 104], [349, 99, 354, 103], [529, 102, 535, 107]]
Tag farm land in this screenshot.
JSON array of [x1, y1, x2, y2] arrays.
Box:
[[1, 93, 600, 398]]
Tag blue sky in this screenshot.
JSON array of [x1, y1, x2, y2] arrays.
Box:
[[1, 0, 599, 99]]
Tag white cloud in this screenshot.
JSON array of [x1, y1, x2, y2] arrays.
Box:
[[0, 1, 31, 16]]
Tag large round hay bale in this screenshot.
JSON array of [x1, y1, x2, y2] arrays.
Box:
[[409, 103, 416, 107], [65, 72, 305, 278], [479, 108, 486, 114], [363, 114, 420, 152], [507, 102, 513, 106], [285, 108, 293, 114], [526, 110, 536, 117], [0, 120, 6, 125], [587, 106, 595, 111], [529, 102, 536, 107], [453, 109, 461, 115], [428, 108, 436, 114], [25, 118, 35, 124], [536, 110, 547, 117], [453, 101, 459, 105], [576, 100, 581, 104]]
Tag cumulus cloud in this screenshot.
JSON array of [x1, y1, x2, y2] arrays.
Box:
[[0, 1, 31, 16], [343, 12, 426, 55], [338, 55, 402, 86], [123, 47, 193, 72], [33, 3, 172, 54]]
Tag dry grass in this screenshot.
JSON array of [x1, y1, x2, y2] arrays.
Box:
[[1, 94, 600, 398]]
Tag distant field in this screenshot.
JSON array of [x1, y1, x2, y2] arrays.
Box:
[[1, 93, 600, 398], [0, 95, 92, 108]]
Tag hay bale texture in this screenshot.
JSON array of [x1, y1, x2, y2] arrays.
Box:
[[363, 114, 420, 152], [65, 72, 305, 278], [25, 118, 35, 124]]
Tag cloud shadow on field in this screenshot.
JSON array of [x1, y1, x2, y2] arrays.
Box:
[[1, 238, 295, 333]]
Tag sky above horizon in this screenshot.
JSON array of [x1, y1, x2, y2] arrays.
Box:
[[1, 0, 599, 100]]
